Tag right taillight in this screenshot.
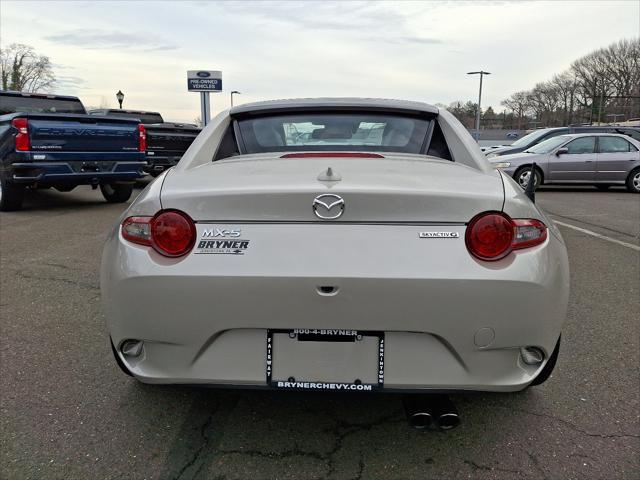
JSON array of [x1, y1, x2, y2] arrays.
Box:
[[121, 210, 196, 257], [138, 124, 147, 152], [466, 212, 547, 261], [12, 118, 30, 151]]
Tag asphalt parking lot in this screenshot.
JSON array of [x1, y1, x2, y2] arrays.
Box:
[[1, 182, 638, 480]]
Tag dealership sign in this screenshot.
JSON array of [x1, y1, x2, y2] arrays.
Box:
[[187, 70, 222, 92]]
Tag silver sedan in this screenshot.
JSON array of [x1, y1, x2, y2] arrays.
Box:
[[101, 99, 569, 398], [491, 133, 640, 192]]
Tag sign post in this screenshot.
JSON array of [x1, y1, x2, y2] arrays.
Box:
[[187, 70, 222, 127]]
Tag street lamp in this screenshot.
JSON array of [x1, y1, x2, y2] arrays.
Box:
[[116, 90, 124, 109], [230, 90, 241, 107], [467, 71, 491, 140]]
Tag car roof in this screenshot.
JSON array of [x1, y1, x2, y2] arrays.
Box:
[[560, 132, 636, 138], [230, 97, 440, 116]]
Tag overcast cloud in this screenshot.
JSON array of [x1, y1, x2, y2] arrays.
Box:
[[1, 0, 638, 122]]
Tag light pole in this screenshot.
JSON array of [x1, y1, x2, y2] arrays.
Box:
[[116, 90, 124, 109], [230, 90, 241, 107], [467, 71, 490, 140]]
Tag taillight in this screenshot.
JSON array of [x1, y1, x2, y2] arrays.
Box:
[[121, 210, 196, 257], [466, 212, 547, 261], [511, 218, 547, 250], [122, 216, 152, 246], [12, 118, 30, 151], [138, 124, 146, 152]]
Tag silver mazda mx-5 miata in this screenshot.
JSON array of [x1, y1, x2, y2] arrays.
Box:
[[101, 98, 569, 394]]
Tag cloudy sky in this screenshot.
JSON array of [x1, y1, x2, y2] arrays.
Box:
[[1, 0, 638, 122]]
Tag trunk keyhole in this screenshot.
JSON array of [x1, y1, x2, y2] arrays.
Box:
[[317, 286, 339, 296]]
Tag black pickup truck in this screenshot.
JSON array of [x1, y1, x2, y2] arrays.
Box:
[[89, 109, 201, 176], [0, 91, 146, 211]]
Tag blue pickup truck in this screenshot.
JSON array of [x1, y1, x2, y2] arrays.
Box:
[[0, 91, 146, 211]]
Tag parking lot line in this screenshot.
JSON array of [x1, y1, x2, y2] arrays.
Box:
[[552, 219, 640, 252]]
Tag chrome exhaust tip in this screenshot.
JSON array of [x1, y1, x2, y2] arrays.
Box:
[[431, 395, 461, 431], [403, 396, 435, 430], [408, 411, 434, 430], [436, 412, 461, 430]]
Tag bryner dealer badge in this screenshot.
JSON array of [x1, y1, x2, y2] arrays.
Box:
[[194, 228, 250, 255]]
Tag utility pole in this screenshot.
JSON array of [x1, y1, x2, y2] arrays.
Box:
[[467, 71, 491, 141]]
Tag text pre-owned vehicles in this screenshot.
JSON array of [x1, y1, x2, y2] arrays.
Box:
[[483, 125, 640, 157], [491, 133, 640, 192], [0, 91, 146, 211], [102, 99, 569, 402], [89, 109, 201, 177]]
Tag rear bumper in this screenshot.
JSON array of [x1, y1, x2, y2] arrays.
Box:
[[101, 223, 570, 392], [7, 161, 145, 184], [143, 154, 181, 174]]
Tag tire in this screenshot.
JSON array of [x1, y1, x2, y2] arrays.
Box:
[[110, 338, 133, 377], [530, 336, 561, 386], [626, 168, 640, 193], [100, 183, 133, 203], [514, 166, 542, 190], [0, 176, 25, 211]]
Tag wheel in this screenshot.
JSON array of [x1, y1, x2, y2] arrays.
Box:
[[0, 176, 25, 211], [110, 338, 133, 377], [530, 336, 561, 386], [100, 183, 133, 203], [626, 168, 640, 193], [595, 185, 610, 191], [514, 166, 542, 190]]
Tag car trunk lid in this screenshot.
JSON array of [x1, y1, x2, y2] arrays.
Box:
[[160, 153, 504, 223]]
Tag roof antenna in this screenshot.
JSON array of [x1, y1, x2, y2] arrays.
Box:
[[525, 162, 536, 203]]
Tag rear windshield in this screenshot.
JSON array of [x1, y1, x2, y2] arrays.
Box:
[[90, 110, 164, 124], [236, 113, 432, 154], [0, 94, 86, 115]]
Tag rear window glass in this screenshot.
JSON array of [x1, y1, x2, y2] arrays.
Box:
[[237, 113, 431, 154], [0, 95, 86, 115]]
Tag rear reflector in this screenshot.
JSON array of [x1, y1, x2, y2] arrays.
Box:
[[466, 212, 547, 261], [280, 152, 384, 159], [12, 118, 30, 151], [121, 210, 196, 257]]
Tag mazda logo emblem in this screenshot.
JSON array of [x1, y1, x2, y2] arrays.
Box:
[[313, 194, 345, 220]]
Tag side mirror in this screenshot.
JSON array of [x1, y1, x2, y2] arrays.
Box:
[[556, 147, 568, 156]]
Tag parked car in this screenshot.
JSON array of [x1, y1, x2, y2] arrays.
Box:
[[484, 125, 640, 157], [89, 109, 201, 177], [0, 91, 146, 211], [102, 98, 569, 409], [506, 131, 519, 139], [490, 133, 640, 192]]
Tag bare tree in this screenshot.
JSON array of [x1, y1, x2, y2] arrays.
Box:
[[501, 91, 530, 129], [501, 38, 640, 127], [0, 43, 55, 92]]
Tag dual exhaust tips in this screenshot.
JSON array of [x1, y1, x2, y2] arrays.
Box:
[[403, 395, 460, 431]]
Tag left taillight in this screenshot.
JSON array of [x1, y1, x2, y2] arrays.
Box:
[[12, 118, 30, 151], [121, 210, 196, 257], [138, 124, 146, 152]]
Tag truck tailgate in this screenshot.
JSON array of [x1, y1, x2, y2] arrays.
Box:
[[27, 114, 140, 152]]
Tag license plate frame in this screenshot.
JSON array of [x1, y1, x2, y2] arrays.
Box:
[[266, 329, 385, 391]]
